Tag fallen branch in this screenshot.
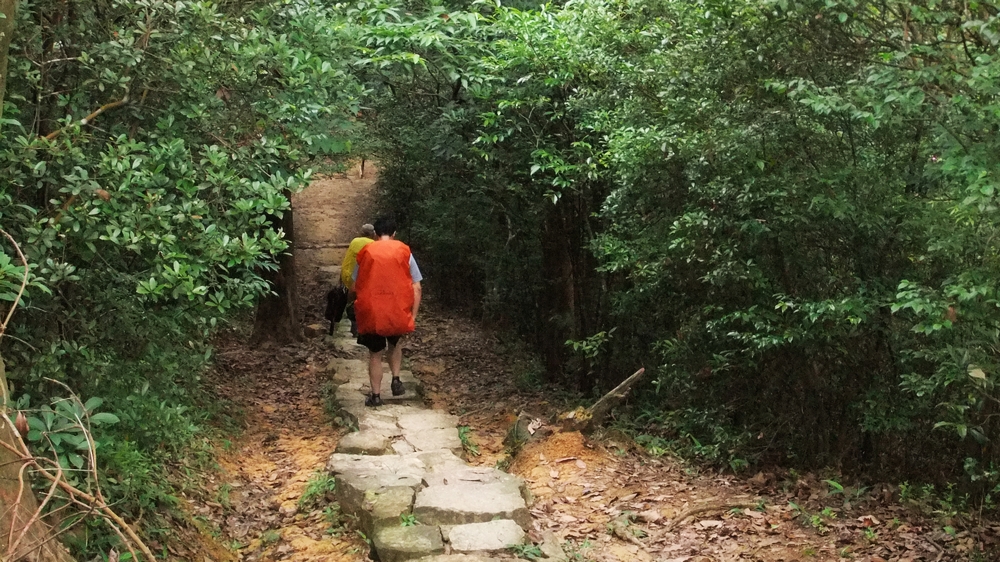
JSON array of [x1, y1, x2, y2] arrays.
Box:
[[663, 501, 758, 532], [588, 367, 646, 428], [926, 534, 945, 562], [559, 367, 647, 433], [609, 512, 648, 550]]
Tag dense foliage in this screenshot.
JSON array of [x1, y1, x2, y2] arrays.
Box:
[[0, 0, 361, 553], [360, 0, 1000, 495]]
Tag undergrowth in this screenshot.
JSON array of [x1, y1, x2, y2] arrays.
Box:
[[299, 471, 337, 509]]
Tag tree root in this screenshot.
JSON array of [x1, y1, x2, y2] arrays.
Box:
[[663, 501, 758, 531]]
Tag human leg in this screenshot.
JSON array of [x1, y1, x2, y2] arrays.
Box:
[[387, 337, 403, 378], [346, 302, 357, 337], [358, 334, 390, 405], [387, 336, 404, 396], [368, 349, 384, 399]]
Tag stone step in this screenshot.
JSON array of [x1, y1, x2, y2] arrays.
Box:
[[380, 380, 425, 403], [335, 429, 463, 456], [335, 430, 392, 455], [329, 450, 466, 518], [325, 358, 421, 386], [443, 520, 526, 553], [397, 410, 459, 431], [335, 384, 424, 407], [337, 398, 426, 427], [356, 486, 414, 531], [373, 525, 444, 562], [330, 337, 367, 357], [359, 411, 406, 437], [325, 357, 364, 381], [420, 465, 528, 497], [413, 479, 530, 529], [404, 427, 463, 455]]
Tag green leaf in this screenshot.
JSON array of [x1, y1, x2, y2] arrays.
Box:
[[968, 366, 987, 380], [823, 479, 844, 493], [89, 412, 121, 425], [69, 453, 85, 469], [83, 397, 104, 412]]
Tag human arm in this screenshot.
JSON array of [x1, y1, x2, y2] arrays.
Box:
[[412, 281, 422, 322], [348, 263, 359, 301], [408, 255, 423, 321]]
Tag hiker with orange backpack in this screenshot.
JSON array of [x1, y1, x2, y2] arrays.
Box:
[[349, 216, 422, 407]]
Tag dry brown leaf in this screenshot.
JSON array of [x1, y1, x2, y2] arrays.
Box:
[[859, 514, 881, 526], [638, 510, 662, 523]]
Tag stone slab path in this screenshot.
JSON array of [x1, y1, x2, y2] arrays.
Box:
[[324, 323, 529, 561]]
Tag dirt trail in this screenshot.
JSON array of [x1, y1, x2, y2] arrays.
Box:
[[294, 163, 376, 302]]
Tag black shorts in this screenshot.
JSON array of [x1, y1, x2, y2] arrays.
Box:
[[357, 333, 401, 353]]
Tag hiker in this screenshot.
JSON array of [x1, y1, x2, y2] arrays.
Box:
[[350, 216, 422, 407], [340, 223, 376, 336]]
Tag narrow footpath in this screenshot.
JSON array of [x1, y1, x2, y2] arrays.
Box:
[[324, 329, 530, 560]]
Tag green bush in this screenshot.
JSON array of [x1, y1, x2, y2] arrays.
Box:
[[0, 0, 362, 554], [355, 0, 1000, 496]]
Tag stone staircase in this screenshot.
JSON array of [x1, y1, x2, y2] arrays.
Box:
[[324, 324, 530, 561]]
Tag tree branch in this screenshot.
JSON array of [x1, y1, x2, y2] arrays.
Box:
[[43, 95, 130, 142], [0, 229, 29, 342]]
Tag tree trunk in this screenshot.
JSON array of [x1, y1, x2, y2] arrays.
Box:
[[0, 0, 16, 124], [0, 356, 75, 562], [251, 203, 302, 344], [539, 202, 576, 383]]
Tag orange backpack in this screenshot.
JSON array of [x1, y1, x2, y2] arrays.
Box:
[[354, 240, 416, 336]]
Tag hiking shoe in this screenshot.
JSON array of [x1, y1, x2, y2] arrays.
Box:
[[391, 377, 404, 397], [365, 394, 383, 407]]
